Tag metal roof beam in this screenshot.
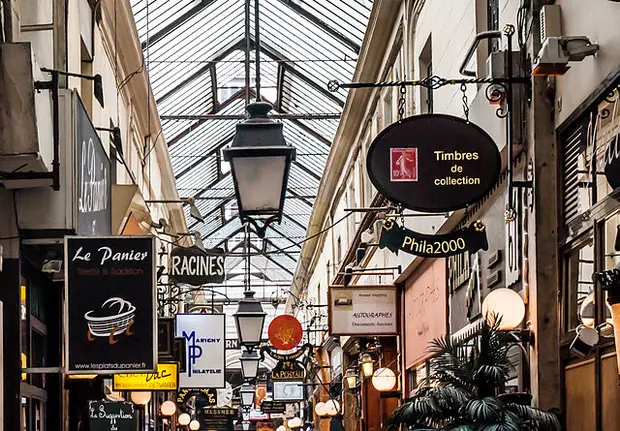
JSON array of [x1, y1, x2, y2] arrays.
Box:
[[276, 0, 361, 54], [251, 40, 345, 108], [161, 113, 340, 120], [141, 0, 218, 50], [173, 134, 234, 180]]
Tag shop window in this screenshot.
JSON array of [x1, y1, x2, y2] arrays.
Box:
[[563, 240, 594, 331], [561, 85, 620, 225]]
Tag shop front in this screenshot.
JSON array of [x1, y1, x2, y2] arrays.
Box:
[[558, 72, 620, 431]]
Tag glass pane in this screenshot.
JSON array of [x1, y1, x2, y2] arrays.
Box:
[[565, 242, 595, 330]]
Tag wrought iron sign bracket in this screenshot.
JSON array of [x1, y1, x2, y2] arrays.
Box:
[[330, 25, 534, 225]]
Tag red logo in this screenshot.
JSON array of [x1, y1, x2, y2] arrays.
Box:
[[268, 315, 303, 350], [390, 148, 418, 182]]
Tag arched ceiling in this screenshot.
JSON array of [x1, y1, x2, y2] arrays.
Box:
[[131, 0, 372, 302]]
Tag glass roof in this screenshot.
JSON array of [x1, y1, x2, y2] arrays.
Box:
[[131, 0, 371, 301]]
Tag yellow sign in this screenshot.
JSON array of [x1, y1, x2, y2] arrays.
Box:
[[113, 363, 178, 391]]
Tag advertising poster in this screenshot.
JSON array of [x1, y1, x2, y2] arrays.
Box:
[[65, 236, 156, 374], [328, 286, 397, 335], [176, 314, 226, 388]]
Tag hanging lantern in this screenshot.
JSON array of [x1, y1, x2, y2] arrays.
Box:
[[360, 353, 374, 378]]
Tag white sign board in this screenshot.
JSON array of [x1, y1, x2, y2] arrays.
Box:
[[328, 286, 397, 335], [176, 314, 226, 388], [273, 381, 304, 401]]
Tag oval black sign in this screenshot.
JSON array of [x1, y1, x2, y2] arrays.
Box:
[[169, 246, 226, 285], [367, 114, 501, 212]]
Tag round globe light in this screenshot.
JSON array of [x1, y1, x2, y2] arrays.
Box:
[[276, 426, 286, 431], [160, 400, 176, 417], [288, 417, 303, 429], [130, 391, 152, 406], [325, 399, 340, 417], [372, 367, 396, 392], [178, 413, 191, 426], [482, 288, 525, 330], [189, 419, 200, 431], [314, 402, 328, 417]]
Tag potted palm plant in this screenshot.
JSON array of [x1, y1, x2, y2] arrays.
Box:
[[388, 320, 561, 431]]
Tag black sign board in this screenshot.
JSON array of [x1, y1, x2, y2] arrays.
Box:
[[199, 408, 236, 430], [604, 134, 620, 190], [226, 338, 240, 350], [76, 95, 111, 236], [271, 360, 305, 381], [65, 236, 156, 373], [158, 318, 175, 359], [367, 114, 501, 212], [88, 400, 136, 431], [169, 246, 226, 285], [261, 401, 286, 414], [379, 219, 488, 258], [174, 337, 187, 373], [176, 388, 218, 408]]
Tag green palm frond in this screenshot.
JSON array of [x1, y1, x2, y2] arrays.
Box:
[[463, 398, 504, 423], [506, 403, 562, 431]]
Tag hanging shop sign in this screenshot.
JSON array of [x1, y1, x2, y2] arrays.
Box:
[[271, 360, 305, 381], [199, 407, 237, 429], [65, 236, 156, 374], [268, 315, 303, 350], [379, 219, 488, 258], [88, 400, 136, 431], [261, 400, 286, 414], [176, 388, 218, 407], [176, 314, 226, 388], [366, 114, 501, 212], [76, 96, 111, 236], [273, 381, 304, 401], [226, 338, 240, 350], [158, 317, 175, 359], [169, 246, 226, 285], [328, 285, 397, 336], [113, 363, 179, 391]]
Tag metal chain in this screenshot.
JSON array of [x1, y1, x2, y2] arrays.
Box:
[[461, 83, 470, 122], [398, 84, 407, 122]]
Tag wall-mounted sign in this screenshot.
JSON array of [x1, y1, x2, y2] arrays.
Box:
[[226, 338, 240, 350], [88, 400, 136, 431], [76, 95, 111, 236], [328, 286, 397, 336], [273, 381, 304, 401], [379, 219, 489, 258], [604, 134, 620, 190], [367, 114, 501, 212], [65, 236, 156, 374], [169, 246, 226, 285], [261, 400, 286, 414], [176, 314, 226, 388], [158, 318, 175, 359], [113, 363, 178, 391], [177, 388, 218, 407], [268, 315, 303, 350], [271, 360, 305, 381]]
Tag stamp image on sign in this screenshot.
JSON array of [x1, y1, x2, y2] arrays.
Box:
[[390, 148, 418, 182]]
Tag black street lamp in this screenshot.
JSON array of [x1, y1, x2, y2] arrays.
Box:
[[240, 348, 261, 380], [240, 383, 256, 408], [223, 101, 296, 238], [234, 291, 267, 351]]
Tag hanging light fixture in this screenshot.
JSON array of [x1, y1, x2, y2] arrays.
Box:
[[223, 102, 296, 238], [160, 400, 177, 417], [314, 402, 328, 417], [360, 353, 374, 378], [325, 400, 340, 417], [371, 367, 397, 392], [240, 348, 262, 380], [178, 413, 191, 427], [234, 290, 267, 350], [130, 391, 151, 406], [240, 382, 256, 408], [345, 366, 359, 389]]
